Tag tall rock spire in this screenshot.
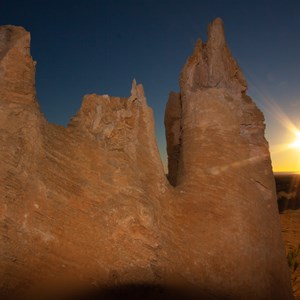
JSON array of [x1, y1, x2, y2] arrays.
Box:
[[180, 18, 247, 95], [0, 26, 37, 106], [165, 17, 293, 299]]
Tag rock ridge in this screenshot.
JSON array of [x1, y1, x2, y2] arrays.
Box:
[[0, 19, 293, 300]]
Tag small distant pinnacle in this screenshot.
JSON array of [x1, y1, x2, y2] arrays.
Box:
[[130, 78, 145, 102], [208, 17, 226, 47], [213, 17, 224, 25], [210, 17, 224, 30], [193, 38, 202, 55], [131, 78, 138, 98]]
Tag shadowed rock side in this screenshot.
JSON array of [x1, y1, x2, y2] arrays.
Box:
[[164, 91, 181, 186], [0, 19, 293, 299]]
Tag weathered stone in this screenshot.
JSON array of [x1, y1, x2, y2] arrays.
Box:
[[0, 26, 37, 106], [165, 18, 292, 299], [0, 20, 293, 300], [180, 18, 247, 96]]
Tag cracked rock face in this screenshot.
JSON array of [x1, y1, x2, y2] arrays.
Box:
[[0, 19, 293, 299]]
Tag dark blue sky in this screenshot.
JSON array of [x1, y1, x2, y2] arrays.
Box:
[[1, 0, 300, 171]]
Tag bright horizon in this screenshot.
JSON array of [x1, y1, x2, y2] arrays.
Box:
[[257, 91, 300, 174]]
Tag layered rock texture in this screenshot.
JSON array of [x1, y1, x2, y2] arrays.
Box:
[[0, 19, 293, 299]]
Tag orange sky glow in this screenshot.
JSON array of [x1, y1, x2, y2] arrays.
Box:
[[265, 102, 300, 174]]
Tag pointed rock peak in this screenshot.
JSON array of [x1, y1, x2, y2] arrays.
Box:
[[180, 18, 247, 94], [192, 38, 203, 56], [130, 79, 146, 103], [211, 17, 224, 26], [0, 25, 38, 106], [207, 17, 226, 46], [0, 26, 30, 58], [131, 78, 140, 96], [195, 38, 203, 49]]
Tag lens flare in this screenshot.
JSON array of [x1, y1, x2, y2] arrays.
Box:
[[289, 132, 300, 149], [244, 74, 300, 172]]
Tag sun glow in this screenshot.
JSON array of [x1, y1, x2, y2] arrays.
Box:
[[245, 77, 300, 173], [289, 132, 300, 149]]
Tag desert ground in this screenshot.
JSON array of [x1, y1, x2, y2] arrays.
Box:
[[276, 174, 300, 298]]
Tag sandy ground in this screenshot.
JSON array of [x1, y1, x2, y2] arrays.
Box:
[[280, 210, 300, 298]]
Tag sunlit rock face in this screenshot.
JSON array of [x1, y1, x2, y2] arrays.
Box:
[[0, 19, 293, 299], [165, 18, 292, 299]]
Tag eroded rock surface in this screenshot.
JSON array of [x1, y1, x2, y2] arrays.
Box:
[[0, 19, 293, 299], [164, 18, 292, 299], [0, 26, 37, 106]]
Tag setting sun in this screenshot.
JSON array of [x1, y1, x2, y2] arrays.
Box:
[[289, 132, 300, 149]]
